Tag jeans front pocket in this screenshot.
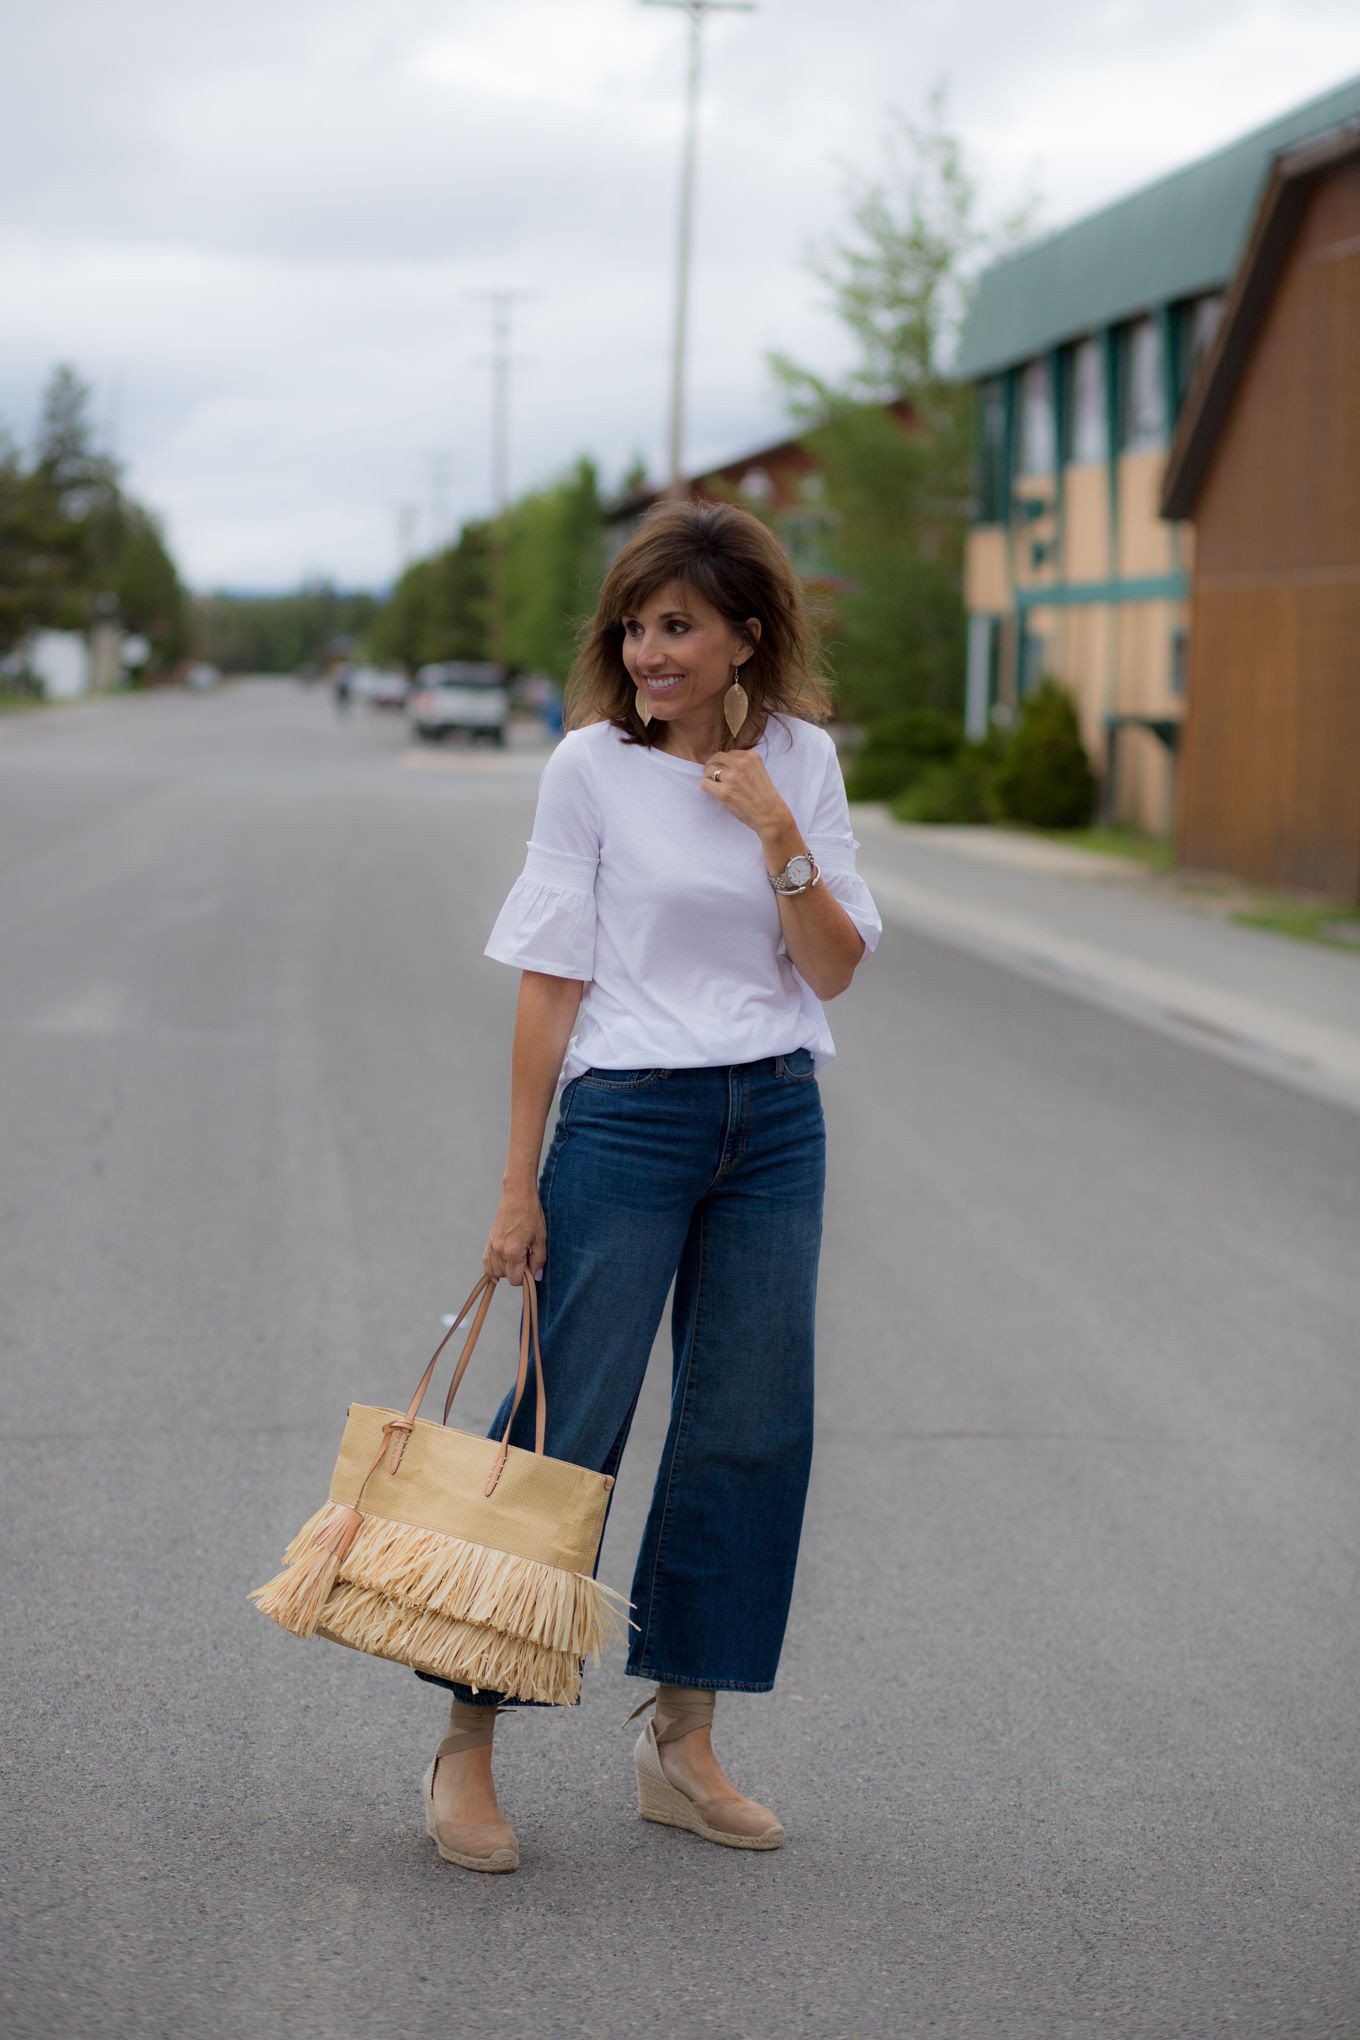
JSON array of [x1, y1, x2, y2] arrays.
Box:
[[775, 1046, 817, 1082], [577, 1066, 668, 1091]]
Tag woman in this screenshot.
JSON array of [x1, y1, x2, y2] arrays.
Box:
[[419, 499, 882, 1872]]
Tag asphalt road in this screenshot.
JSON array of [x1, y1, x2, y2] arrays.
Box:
[[3, 680, 1357, 2040]]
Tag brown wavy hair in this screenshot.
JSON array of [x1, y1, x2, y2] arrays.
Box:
[[564, 497, 833, 749]]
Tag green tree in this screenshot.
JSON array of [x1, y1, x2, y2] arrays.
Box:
[[110, 502, 188, 666], [0, 365, 190, 668], [370, 522, 493, 671], [0, 430, 56, 653], [770, 85, 1033, 722], [33, 364, 123, 613], [501, 459, 603, 678], [994, 678, 1096, 828], [198, 582, 380, 674]]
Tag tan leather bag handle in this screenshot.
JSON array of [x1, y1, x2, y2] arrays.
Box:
[[373, 1273, 546, 1494], [316, 1275, 550, 1560]]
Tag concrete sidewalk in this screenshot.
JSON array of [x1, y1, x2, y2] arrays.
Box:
[[850, 807, 1360, 1113]]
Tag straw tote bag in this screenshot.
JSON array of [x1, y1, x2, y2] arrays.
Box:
[[249, 1273, 630, 1704]]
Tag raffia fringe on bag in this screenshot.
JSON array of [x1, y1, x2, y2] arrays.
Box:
[[249, 1273, 631, 1704]]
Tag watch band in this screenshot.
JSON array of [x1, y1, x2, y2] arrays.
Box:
[[768, 853, 821, 895]]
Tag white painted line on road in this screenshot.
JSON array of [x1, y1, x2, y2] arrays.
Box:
[[399, 747, 549, 777]]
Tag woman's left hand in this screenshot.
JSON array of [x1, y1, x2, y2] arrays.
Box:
[[698, 748, 793, 841]]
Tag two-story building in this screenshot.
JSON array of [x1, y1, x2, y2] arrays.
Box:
[[955, 74, 1360, 833]]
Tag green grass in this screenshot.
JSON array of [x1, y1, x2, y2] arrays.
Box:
[[0, 681, 143, 716], [998, 821, 1177, 870], [1229, 897, 1360, 953]]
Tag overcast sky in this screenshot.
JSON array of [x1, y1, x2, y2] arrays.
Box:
[[3, 0, 1355, 592]]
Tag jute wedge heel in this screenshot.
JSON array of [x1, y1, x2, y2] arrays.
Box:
[[422, 1702, 519, 1872], [628, 1687, 786, 1851]]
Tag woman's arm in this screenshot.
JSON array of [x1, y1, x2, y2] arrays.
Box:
[[758, 811, 866, 1001], [699, 750, 867, 1000], [483, 970, 583, 1285]]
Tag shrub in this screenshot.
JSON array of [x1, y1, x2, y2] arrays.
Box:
[[993, 678, 1096, 829], [891, 744, 1001, 824], [844, 707, 963, 802]]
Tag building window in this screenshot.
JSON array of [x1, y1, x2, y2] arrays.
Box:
[[779, 473, 836, 579], [1168, 292, 1226, 415], [976, 378, 1007, 521], [738, 466, 774, 504], [1189, 294, 1223, 373], [1170, 627, 1188, 699], [1018, 626, 1048, 696], [1017, 359, 1054, 475], [1069, 337, 1105, 464], [965, 615, 998, 738], [1120, 317, 1166, 451]]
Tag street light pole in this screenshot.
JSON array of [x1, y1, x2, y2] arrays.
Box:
[[641, 0, 756, 497]]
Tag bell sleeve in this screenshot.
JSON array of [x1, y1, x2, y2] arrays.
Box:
[[484, 731, 600, 980], [804, 735, 883, 957]]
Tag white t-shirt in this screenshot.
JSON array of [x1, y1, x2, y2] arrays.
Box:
[[484, 714, 883, 1087]]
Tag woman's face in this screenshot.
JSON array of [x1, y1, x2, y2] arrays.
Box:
[[619, 581, 758, 729]]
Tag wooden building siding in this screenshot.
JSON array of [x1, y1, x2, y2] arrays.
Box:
[[1173, 158, 1360, 899]]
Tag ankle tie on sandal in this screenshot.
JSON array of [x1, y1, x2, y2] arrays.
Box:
[[438, 1698, 501, 1758], [622, 1683, 716, 1745]]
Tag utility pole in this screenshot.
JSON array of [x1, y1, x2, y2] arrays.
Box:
[[641, 0, 756, 496], [468, 288, 534, 520], [468, 288, 534, 669], [395, 502, 419, 578], [428, 449, 455, 553]]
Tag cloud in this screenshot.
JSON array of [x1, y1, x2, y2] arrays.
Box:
[[2, 0, 1355, 588]]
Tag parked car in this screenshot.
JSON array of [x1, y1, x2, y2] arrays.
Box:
[[363, 669, 409, 711], [408, 662, 509, 744]]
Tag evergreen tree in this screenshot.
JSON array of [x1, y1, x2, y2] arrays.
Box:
[[110, 503, 189, 664], [0, 365, 188, 668]]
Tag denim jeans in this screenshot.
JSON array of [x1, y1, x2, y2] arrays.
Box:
[[415, 1048, 826, 1708]]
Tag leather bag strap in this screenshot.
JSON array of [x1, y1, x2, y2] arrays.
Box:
[[483, 1273, 545, 1493], [440, 1278, 499, 1424], [437, 1274, 545, 1457], [359, 1273, 547, 1496], [320, 1274, 551, 1553]]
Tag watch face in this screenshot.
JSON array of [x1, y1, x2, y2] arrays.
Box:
[[786, 855, 813, 884]]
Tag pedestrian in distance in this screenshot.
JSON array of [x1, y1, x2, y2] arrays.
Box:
[[419, 498, 883, 1872]]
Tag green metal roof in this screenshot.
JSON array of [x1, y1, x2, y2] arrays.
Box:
[[954, 75, 1360, 380]]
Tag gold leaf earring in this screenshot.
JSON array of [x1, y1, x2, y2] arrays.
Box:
[[723, 664, 749, 741], [634, 686, 653, 727]]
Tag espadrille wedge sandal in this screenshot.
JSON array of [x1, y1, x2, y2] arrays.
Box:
[[629, 1700, 785, 1851], [422, 1715, 519, 1872]]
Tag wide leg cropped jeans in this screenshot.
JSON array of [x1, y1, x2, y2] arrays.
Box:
[[415, 1048, 826, 1708]]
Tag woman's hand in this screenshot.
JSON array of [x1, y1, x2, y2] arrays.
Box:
[[484, 1187, 547, 1285], [698, 747, 795, 841], [701, 745, 866, 999]]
